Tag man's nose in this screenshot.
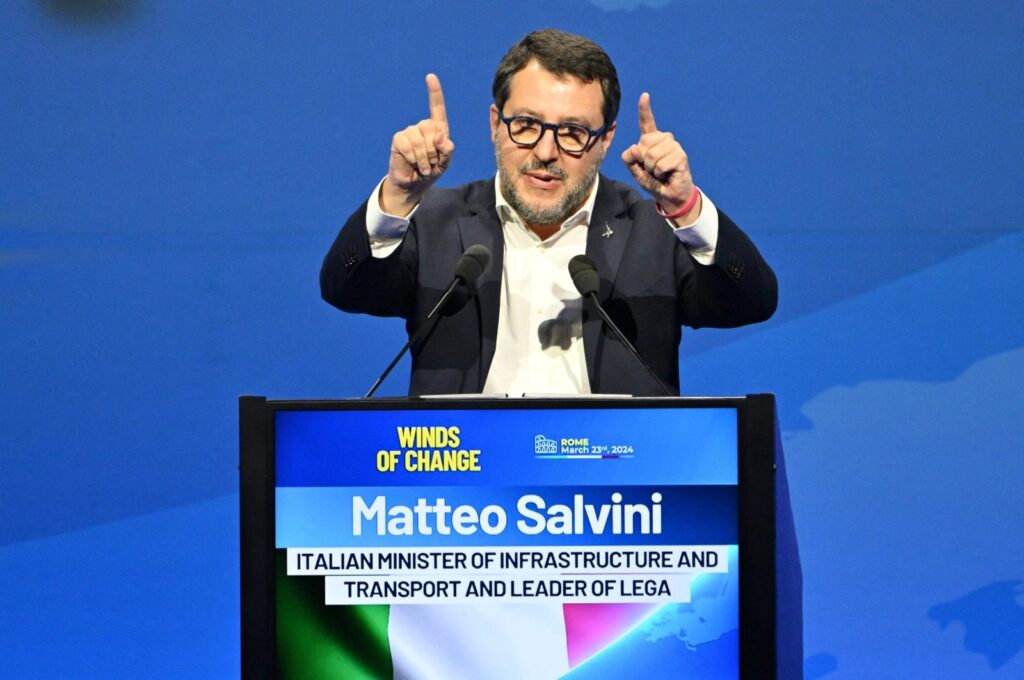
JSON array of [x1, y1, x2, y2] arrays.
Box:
[[531, 128, 560, 162]]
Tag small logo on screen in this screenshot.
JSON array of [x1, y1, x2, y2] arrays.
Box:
[[534, 434, 558, 454]]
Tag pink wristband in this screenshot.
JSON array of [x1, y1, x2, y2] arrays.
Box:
[[656, 186, 701, 220]]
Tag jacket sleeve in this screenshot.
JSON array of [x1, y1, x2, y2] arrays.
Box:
[[676, 208, 778, 329], [319, 200, 419, 319]]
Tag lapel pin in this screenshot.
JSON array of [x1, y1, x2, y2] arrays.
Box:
[[601, 222, 613, 239]]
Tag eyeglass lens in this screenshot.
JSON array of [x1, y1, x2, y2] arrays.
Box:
[[508, 117, 591, 152]]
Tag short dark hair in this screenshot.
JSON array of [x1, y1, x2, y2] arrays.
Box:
[[492, 29, 620, 127]]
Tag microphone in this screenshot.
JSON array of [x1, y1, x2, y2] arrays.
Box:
[[569, 255, 673, 397], [568, 255, 600, 297], [365, 245, 490, 398], [452, 244, 490, 285]]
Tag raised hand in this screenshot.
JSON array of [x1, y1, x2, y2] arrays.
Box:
[[380, 73, 456, 216], [620, 93, 699, 222]]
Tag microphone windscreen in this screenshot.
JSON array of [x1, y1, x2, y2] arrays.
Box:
[[568, 254, 600, 296], [454, 244, 490, 283]]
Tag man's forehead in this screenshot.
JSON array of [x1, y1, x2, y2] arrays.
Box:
[[505, 61, 604, 122]]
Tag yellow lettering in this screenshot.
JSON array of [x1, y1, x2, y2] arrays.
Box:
[[402, 449, 481, 472]]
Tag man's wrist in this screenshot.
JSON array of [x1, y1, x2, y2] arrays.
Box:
[[379, 178, 422, 218], [656, 188, 702, 227]]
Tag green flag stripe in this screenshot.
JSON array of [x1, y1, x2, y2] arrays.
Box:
[[276, 550, 393, 679]]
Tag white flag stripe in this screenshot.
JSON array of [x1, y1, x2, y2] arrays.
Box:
[[389, 602, 570, 680]]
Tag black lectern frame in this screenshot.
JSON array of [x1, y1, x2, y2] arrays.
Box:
[[240, 394, 801, 679]]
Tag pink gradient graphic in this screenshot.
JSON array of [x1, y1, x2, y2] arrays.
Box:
[[563, 603, 661, 668]]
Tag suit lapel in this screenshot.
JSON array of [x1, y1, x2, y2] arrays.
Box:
[[583, 178, 631, 387], [586, 179, 631, 292], [457, 185, 504, 389]]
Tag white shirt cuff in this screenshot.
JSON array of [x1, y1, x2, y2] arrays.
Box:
[[365, 176, 419, 259], [667, 190, 719, 266]]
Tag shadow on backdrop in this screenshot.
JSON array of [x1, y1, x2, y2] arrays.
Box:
[[40, 0, 139, 23]]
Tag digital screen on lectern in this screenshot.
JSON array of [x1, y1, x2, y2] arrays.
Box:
[[274, 404, 739, 679]]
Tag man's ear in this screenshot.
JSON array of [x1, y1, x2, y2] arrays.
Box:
[[489, 104, 500, 141], [601, 122, 616, 152]]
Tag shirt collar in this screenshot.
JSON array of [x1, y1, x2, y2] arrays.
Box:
[[493, 173, 600, 238]]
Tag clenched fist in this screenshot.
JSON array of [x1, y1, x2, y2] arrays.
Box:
[[380, 73, 456, 216]]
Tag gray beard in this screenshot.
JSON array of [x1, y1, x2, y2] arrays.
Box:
[[496, 144, 600, 228]]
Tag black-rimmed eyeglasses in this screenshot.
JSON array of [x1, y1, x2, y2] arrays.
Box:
[[498, 113, 609, 154]]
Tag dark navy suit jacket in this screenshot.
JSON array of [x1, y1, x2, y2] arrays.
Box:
[[321, 176, 777, 396]]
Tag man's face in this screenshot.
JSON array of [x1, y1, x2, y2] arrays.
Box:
[[490, 60, 615, 229]]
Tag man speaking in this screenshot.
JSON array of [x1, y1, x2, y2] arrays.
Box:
[[321, 29, 777, 396]]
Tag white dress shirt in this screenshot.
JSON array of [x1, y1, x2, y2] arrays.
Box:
[[364, 176, 720, 395]]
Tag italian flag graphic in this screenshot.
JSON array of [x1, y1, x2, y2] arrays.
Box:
[[276, 553, 659, 679]]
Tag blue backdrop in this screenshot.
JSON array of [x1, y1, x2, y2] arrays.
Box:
[[1, 1, 1022, 677]]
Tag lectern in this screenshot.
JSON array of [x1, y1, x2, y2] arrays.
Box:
[[240, 395, 801, 678]]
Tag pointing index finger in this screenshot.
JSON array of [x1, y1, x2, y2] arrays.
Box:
[[426, 73, 448, 133], [638, 92, 658, 134]]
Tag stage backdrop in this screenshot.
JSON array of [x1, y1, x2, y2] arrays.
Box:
[[1, 1, 1022, 677]]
